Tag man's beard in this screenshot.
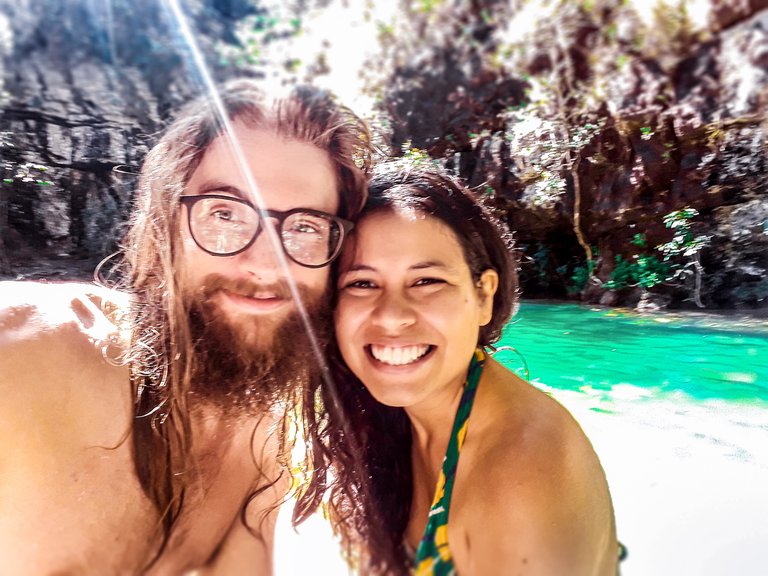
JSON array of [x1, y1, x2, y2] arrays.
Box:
[[184, 274, 331, 416]]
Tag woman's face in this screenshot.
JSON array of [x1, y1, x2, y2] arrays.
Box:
[[334, 208, 498, 411]]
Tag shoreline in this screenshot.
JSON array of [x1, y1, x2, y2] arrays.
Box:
[[558, 390, 768, 576], [273, 390, 768, 576], [2, 261, 767, 321], [521, 297, 768, 323]]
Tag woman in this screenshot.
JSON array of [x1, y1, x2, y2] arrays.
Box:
[[318, 165, 618, 575]]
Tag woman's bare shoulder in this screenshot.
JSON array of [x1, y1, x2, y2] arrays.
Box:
[[457, 357, 617, 574]]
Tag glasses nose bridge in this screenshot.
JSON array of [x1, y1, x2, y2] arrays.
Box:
[[254, 208, 286, 233], [246, 208, 285, 254]]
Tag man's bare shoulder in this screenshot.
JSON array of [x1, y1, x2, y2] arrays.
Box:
[[0, 280, 129, 348], [0, 280, 132, 435], [0, 282, 149, 574]]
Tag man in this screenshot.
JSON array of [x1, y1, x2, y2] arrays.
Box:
[[0, 80, 370, 574]]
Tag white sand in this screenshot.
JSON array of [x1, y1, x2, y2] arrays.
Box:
[[562, 390, 768, 576], [274, 390, 768, 575]]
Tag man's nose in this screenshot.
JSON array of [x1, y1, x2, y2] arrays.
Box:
[[236, 220, 285, 278], [370, 290, 417, 333]]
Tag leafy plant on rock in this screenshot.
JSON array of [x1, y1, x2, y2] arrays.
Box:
[[600, 208, 709, 305], [657, 207, 710, 307], [603, 254, 671, 291]]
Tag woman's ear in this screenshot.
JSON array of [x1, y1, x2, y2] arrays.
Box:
[[477, 269, 499, 327]]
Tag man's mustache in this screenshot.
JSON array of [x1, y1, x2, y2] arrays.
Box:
[[196, 274, 293, 301]]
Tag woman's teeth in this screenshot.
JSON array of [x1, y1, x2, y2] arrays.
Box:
[[369, 344, 431, 366]]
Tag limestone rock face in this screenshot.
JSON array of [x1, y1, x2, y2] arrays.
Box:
[[0, 0, 254, 278], [375, 0, 768, 310], [706, 197, 768, 307]]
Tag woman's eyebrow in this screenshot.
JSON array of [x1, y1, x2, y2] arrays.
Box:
[[343, 261, 458, 273], [343, 263, 377, 273], [411, 261, 455, 272]]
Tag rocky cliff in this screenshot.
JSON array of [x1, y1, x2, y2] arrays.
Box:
[[373, 0, 768, 310], [1, 0, 766, 311], [0, 0, 256, 278]]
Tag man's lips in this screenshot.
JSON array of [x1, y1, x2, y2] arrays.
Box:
[[219, 289, 289, 312], [367, 343, 434, 366]]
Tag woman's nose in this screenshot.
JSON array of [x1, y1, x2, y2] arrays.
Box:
[[370, 290, 416, 332]]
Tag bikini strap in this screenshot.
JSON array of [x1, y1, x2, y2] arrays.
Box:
[[439, 349, 484, 513], [413, 349, 486, 574]]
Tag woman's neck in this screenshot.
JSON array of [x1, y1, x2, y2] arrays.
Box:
[[406, 378, 465, 475]]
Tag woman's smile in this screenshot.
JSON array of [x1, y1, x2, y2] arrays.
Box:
[[367, 343, 434, 366]]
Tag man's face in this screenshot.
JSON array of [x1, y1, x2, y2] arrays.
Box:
[[180, 121, 339, 350]]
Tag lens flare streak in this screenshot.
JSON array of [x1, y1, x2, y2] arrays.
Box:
[[161, 0, 366, 486]]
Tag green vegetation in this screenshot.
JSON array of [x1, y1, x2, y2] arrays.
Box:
[[218, 6, 306, 74], [658, 208, 709, 259], [412, 0, 444, 15], [604, 254, 671, 290], [2, 162, 53, 187], [503, 97, 606, 208], [565, 258, 595, 294], [563, 208, 710, 304], [399, 141, 433, 166], [658, 208, 710, 307]]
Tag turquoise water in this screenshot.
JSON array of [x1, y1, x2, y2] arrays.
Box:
[[492, 302, 768, 576], [495, 302, 768, 404]]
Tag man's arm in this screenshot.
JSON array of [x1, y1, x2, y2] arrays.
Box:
[[0, 281, 124, 477], [0, 281, 135, 573]]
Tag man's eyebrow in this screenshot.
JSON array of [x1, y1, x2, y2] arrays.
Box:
[[195, 181, 248, 199]]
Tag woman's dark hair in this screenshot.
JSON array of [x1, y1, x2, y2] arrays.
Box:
[[306, 164, 519, 574]]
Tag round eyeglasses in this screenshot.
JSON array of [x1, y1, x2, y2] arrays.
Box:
[[179, 194, 354, 268]]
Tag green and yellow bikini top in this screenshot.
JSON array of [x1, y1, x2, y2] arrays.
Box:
[[413, 349, 485, 576]]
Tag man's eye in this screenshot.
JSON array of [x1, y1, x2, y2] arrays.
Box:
[[199, 201, 247, 224], [285, 213, 331, 237], [211, 208, 234, 221], [290, 222, 321, 234]]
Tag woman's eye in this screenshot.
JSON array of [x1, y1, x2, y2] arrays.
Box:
[[343, 279, 377, 290], [413, 278, 445, 287]]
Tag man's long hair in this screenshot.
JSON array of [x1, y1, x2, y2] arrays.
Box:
[[112, 79, 371, 557]]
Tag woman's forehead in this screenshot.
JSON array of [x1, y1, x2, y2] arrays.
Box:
[[342, 209, 466, 267]]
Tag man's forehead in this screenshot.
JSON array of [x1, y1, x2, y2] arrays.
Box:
[[186, 127, 341, 214]]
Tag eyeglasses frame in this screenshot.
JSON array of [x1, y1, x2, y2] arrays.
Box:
[[179, 194, 354, 268]]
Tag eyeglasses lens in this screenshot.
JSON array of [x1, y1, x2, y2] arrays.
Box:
[[191, 196, 259, 255], [189, 197, 342, 266], [281, 212, 339, 266]]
